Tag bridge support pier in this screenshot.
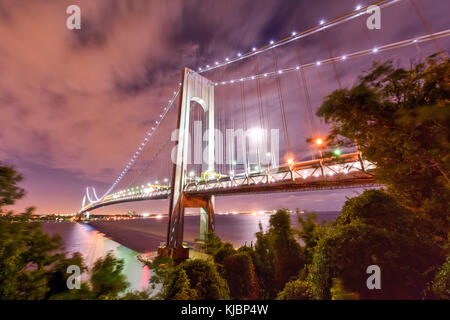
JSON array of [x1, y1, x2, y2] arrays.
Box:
[[164, 67, 215, 262], [163, 193, 215, 262]]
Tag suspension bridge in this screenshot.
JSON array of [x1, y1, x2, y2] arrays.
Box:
[[77, 0, 449, 260]]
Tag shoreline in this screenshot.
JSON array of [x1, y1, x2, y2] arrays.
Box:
[[87, 220, 166, 253]]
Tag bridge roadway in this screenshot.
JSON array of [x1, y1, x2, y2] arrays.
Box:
[[79, 152, 377, 214]]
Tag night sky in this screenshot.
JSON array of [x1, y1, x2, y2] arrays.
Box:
[[1, 0, 448, 214]]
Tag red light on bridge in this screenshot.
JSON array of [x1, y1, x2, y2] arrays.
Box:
[[315, 138, 324, 146]]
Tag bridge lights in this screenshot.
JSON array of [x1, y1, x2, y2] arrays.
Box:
[[314, 138, 324, 147], [333, 148, 342, 156], [287, 158, 293, 166]]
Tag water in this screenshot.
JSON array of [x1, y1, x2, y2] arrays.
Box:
[[41, 211, 338, 292], [41, 222, 150, 292]]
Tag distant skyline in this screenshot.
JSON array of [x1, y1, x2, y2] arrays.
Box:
[[1, 0, 448, 214]]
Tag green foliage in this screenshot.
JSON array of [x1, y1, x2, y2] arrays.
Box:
[[164, 259, 229, 300], [0, 164, 25, 207], [252, 222, 276, 299], [214, 242, 236, 265], [205, 231, 224, 256], [268, 209, 305, 292], [276, 279, 315, 300], [296, 211, 328, 265], [45, 252, 87, 299], [432, 257, 450, 299], [147, 255, 175, 298], [317, 57, 450, 232], [121, 290, 152, 300], [90, 252, 129, 299], [223, 252, 260, 299], [168, 269, 198, 300], [309, 189, 445, 299], [0, 212, 64, 299]]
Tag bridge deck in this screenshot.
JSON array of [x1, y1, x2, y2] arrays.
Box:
[[80, 153, 377, 214]]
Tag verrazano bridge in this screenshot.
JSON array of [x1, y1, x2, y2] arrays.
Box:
[[78, 0, 449, 260]]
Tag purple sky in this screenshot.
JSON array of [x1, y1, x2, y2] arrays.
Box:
[[1, 0, 448, 214]]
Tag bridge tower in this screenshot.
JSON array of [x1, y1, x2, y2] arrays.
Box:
[[164, 68, 215, 261]]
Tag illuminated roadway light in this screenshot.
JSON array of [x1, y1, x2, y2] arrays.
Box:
[[372, 48, 379, 53], [278, 70, 283, 74], [264, 73, 268, 77], [252, 211, 257, 216], [198, 67, 202, 71], [296, 66, 300, 70], [315, 138, 324, 146], [251, 76, 255, 80], [225, 57, 229, 61], [316, 61, 321, 66], [206, 65, 210, 68], [342, 55, 347, 60], [230, 80, 234, 83], [292, 31, 297, 36], [240, 78, 243, 81], [355, 5, 362, 10], [270, 40, 274, 45], [287, 158, 293, 165], [215, 61, 219, 65], [237, 52, 242, 57], [252, 47, 256, 52], [319, 19, 325, 25]]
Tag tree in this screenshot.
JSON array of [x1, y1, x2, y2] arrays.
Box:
[[276, 279, 315, 300], [309, 189, 445, 299], [168, 269, 198, 300], [0, 164, 25, 207], [90, 252, 129, 299], [45, 252, 87, 299], [223, 252, 260, 299], [296, 211, 328, 265], [316, 57, 450, 234], [213, 242, 236, 265], [268, 209, 305, 292], [164, 259, 229, 300], [0, 211, 64, 299], [252, 222, 276, 299], [205, 231, 224, 256]]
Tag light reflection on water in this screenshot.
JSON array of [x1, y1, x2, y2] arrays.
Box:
[[41, 212, 339, 292], [42, 222, 149, 292]]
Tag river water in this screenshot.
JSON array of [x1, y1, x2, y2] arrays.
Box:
[[41, 211, 338, 292]]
